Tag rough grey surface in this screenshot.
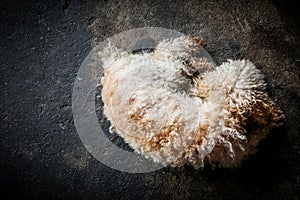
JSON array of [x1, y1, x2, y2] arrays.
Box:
[[0, 0, 299, 199]]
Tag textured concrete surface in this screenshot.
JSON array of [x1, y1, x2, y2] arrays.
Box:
[[0, 0, 299, 199]]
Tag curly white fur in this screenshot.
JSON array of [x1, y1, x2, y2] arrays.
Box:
[[99, 36, 284, 168]]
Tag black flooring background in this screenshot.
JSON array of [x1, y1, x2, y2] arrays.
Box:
[[1, 0, 299, 199]]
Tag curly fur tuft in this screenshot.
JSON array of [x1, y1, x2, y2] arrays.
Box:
[[100, 36, 284, 169]]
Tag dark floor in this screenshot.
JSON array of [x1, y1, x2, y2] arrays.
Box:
[[1, 0, 299, 199]]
